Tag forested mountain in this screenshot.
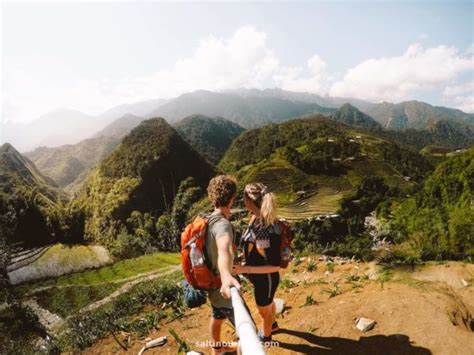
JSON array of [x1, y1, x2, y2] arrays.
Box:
[[377, 119, 474, 151], [77, 118, 214, 249], [223, 88, 373, 110], [147, 90, 336, 127], [0, 143, 66, 246], [388, 148, 473, 259], [175, 114, 245, 165], [363, 100, 474, 130], [25, 136, 120, 193], [219, 114, 432, 215], [331, 103, 382, 130]]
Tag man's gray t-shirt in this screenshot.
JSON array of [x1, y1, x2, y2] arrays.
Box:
[[205, 211, 235, 308]]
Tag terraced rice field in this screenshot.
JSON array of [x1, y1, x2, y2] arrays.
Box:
[[242, 162, 352, 221], [278, 186, 347, 221]]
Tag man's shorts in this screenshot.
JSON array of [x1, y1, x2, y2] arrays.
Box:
[[211, 304, 235, 326]]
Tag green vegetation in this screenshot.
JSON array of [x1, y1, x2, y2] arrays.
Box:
[[175, 114, 245, 165], [8, 244, 111, 285], [0, 143, 67, 247], [148, 89, 336, 127], [35, 283, 121, 318], [18, 252, 180, 293], [332, 103, 381, 130], [300, 293, 316, 307], [364, 100, 474, 130], [388, 148, 474, 260], [219, 115, 347, 172], [291, 176, 393, 259], [77, 118, 214, 254], [57, 272, 183, 351], [0, 303, 47, 354], [25, 136, 120, 193]]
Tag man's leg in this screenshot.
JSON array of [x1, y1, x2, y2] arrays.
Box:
[[210, 317, 223, 344], [210, 306, 237, 354]]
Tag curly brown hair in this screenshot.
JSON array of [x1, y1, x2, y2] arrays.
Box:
[[207, 175, 237, 208]]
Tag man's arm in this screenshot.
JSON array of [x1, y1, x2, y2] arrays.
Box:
[[216, 233, 241, 298]]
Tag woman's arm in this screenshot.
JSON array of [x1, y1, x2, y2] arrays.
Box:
[[233, 264, 280, 274]]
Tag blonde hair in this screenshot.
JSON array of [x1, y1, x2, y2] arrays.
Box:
[[244, 183, 277, 227]]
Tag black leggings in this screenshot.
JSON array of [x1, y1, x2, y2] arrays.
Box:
[[249, 272, 280, 307]]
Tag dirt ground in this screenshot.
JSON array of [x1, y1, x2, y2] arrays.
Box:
[[85, 260, 474, 355]]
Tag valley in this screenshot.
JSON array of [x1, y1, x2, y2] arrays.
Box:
[[1, 89, 473, 354]]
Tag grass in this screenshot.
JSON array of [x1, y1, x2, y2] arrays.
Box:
[[321, 285, 341, 298], [35, 283, 124, 318], [280, 276, 296, 289], [306, 259, 317, 272], [300, 293, 317, 307], [17, 252, 180, 294], [377, 265, 394, 289], [326, 262, 335, 273], [9, 243, 112, 285]]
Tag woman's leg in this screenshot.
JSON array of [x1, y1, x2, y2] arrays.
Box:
[[257, 303, 274, 337]]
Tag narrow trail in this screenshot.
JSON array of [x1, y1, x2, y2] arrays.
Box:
[[25, 265, 178, 296], [20, 265, 181, 338], [22, 299, 64, 335], [76, 265, 181, 315]]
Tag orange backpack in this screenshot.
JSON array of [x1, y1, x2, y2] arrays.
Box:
[[181, 216, 222, 290], [277, 219, 293, 269]]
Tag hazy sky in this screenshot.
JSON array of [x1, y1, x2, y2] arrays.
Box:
[[2, 0, 473, 123]]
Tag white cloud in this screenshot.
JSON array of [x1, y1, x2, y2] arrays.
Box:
[[452, 95, 474, 113], [273, 55, 329, 94], [137, 26, 280, 95], [3, 26, 474, 123], [443, 80, 474, 97], [443, 81, 474, 113], [417, 33, 429, 40], [3, 26, 281, 123], [330, 44, 474, 102]]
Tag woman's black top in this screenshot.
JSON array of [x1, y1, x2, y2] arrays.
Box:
[[242, 219, 281, 267]]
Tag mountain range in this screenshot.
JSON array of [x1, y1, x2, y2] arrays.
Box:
[[2, 88, 473, 154]]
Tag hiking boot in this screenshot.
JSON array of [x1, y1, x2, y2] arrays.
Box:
[[257, 330, 273, 347], [211, 345, 237, 355], [271, 321, 280, 334]]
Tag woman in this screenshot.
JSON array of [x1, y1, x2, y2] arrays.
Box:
[[233, 183, 281, 345]]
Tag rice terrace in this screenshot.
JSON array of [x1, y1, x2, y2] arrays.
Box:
[[1, 1, 473, 355]]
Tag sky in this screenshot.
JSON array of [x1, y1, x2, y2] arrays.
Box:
[[1, 0, 473, 124]]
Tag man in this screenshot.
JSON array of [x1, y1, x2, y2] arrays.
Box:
[[205, 175, 242, 355]]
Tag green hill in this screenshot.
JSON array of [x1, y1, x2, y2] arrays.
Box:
[[218, 115, 431, 221], [363, 100, 474, 130], [174, 114, 245, 165], [25, 136, 120, 194], [388, 148, 473, 259], [331, 103, 381, 130], [78, 118, 215, 247], [147, 90, 336, 127], [0, 143, 66, 246]]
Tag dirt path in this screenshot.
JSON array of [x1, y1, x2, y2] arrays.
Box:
[[77, 265, 181, 315], [86, 261, 474, 355], [26, 265, 177, 296], [22, 299, 64, 335]]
